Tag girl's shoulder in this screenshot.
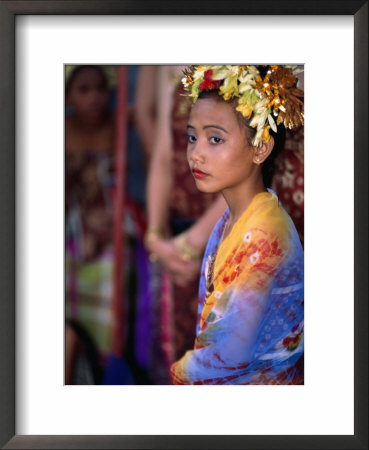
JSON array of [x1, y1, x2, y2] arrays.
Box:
[[246, 190, 292, 229], [238, 190, 302, 252]]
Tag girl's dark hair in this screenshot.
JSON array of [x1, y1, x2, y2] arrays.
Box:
[[65, 65, 108, 93], [197, 89, 285, 188]]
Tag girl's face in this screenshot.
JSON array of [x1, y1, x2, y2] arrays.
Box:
[[187, 97, 259, 196], [67, 68, 110, 122]]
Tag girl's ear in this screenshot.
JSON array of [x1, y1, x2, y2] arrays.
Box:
[[253, 136, 275, 165]]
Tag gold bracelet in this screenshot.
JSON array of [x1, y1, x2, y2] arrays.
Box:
[[144, 228, 164, 263], [144, 228, 163, 250], [174, 232, 202, 262]]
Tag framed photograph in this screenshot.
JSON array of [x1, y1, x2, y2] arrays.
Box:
[[0, 1, 367, 449]]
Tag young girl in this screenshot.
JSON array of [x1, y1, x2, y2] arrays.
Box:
[[170, 65, 304, 385]]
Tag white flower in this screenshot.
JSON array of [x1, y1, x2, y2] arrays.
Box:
[[268, 114, 277, 132], [249, 115, 262, 129], [238, 83, 253, 93], [239, 65, 258, 78], [193, 66, 207, 81], [225, 65, 240, 76], [249, 252, 260, 265], [214, 291, 223, 299], [249, 105, 268, 133], [239, 73, 256, 84], [181, 76, 191, 88], [254, 97, 268, 111], [243, 231, 252, 243], [252, 128, 264, 146], [211, 66, 229, 80]]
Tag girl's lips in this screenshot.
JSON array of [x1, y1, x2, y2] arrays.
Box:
[[192, 168, 209, 179]]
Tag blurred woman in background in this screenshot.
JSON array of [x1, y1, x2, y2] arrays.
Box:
[[65, 65, 155, 384], [65, 66, 116, 384]]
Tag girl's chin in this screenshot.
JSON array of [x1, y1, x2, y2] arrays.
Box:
[[194, 182, 220, 194]]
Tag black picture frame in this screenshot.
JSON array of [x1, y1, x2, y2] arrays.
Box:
[[0, 1, 367, 449]]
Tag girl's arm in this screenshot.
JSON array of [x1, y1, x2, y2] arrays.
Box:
[[146, 65, 174, 236], [134, 65, 157, 167], [145, 66, 193, 284]]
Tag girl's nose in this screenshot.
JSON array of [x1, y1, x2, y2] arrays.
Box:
[[188, 140, 205, 163]]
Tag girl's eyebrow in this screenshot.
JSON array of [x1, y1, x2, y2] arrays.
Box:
[[187, 124, 229, 134], [204, 125, 229, 134]]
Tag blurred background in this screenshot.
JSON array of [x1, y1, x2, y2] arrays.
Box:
[[64, 65, 304, 385]]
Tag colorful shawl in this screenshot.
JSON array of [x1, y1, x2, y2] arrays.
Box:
[[171, 190, 304, 385]]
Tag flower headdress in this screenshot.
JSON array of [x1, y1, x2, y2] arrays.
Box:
[[182, 65, 304, 147]]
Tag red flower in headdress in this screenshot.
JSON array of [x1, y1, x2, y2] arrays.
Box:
[[199, 70, 221, 91]]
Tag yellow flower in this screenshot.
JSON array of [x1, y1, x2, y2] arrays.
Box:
[[223, 89, 235, 100], [262, 126, 271, 143], [236, 103, 253, 118], [219, 75, 238, 99]]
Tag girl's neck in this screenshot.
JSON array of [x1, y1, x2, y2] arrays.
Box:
[[223, 178, 266, 227]]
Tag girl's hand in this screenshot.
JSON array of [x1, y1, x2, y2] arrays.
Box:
[[149, 238, 201, 287]]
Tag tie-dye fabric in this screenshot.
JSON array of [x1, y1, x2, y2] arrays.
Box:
[[171, 190, 304, 385]]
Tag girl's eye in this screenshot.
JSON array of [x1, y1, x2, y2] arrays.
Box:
[[210, 136, 223, 144], [188, 134, 197, 144]]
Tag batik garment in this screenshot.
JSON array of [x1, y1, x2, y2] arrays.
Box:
[[171, 190, 304, 385], [273, 126, 304, 247], [65, 150, 115, 359]]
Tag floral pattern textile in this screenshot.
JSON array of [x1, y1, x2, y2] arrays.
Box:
[[171, 190, 304, 385], [273, 126, 304, 246]]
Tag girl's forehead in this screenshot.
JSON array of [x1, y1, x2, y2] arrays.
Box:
[[190, 98, 238, 124]]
